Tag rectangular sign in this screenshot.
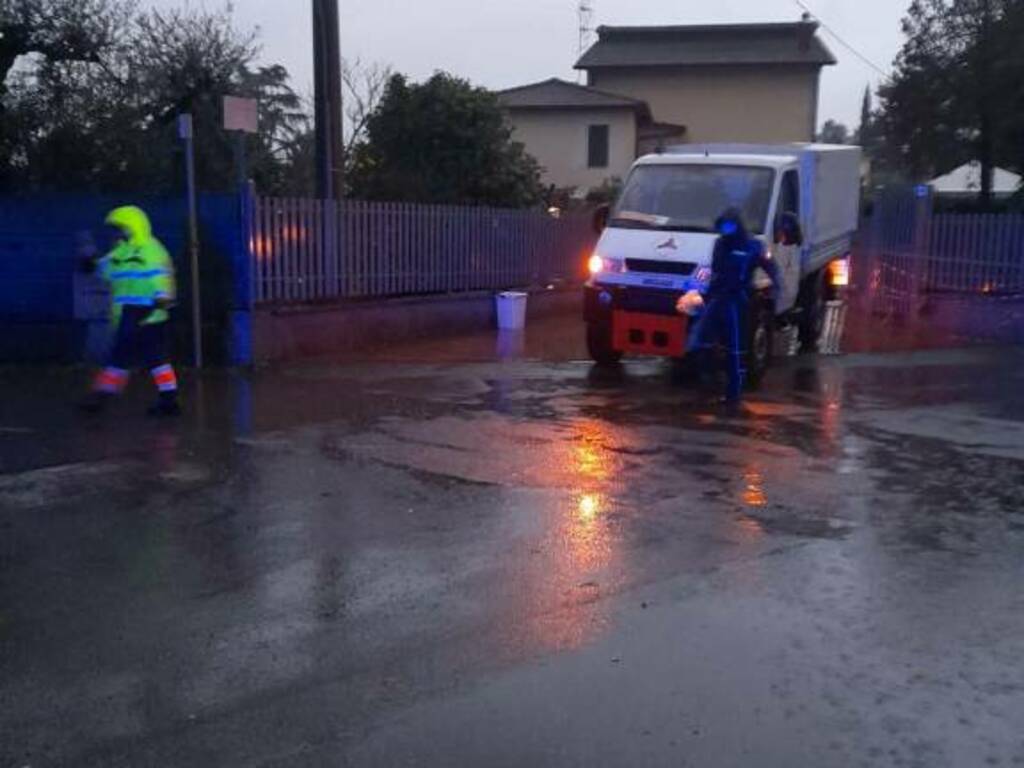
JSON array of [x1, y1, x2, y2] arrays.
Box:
[[224, 96, 259, 134]]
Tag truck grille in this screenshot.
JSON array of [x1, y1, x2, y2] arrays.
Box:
[[617, 288, 681, 316], [626, 259, 696, 276]]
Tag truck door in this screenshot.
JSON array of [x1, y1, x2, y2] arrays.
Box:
[[773, 169, 802, 312]]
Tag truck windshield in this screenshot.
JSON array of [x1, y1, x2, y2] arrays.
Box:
[[612, 164, 775, 235]]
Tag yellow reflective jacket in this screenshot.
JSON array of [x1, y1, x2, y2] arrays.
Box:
[[99, 206, 176, 326]]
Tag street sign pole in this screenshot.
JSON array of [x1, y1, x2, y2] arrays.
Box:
[[178, 113, 203, 369], [233, 131, 247, 190]]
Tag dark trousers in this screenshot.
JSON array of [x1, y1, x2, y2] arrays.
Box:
[[687, 296, 746, 400], [109, 307, 171, 370], [94, 307, 176, 396]]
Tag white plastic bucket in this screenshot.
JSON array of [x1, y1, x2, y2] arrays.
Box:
[[495, 291, 528, 331]]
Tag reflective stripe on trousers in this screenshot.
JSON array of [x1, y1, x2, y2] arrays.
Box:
[[151, 364, 178, 393], [94, 367, 129, 394]]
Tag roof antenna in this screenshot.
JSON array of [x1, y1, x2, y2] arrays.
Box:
[[577, 1, 596, 83]]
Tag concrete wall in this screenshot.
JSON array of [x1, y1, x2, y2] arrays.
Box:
[[506, 108, 636, 190], [588, 66, 820, 145], [253, 288, 581, 363]]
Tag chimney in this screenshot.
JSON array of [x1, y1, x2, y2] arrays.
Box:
[[798, 15, 816, 52]]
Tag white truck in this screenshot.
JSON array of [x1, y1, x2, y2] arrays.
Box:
[[584, 143, 862, 383]]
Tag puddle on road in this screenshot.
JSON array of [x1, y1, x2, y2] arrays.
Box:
[[742, 512, 854, 540], [0, 460, 137, 510]]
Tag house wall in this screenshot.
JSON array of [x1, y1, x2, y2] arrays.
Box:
[[506, 108, 636, 191], [588, 66, 820, 144]]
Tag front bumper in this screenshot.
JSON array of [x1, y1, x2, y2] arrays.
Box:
[[584, 282, 689, 357], [584, 281, 683, 322]]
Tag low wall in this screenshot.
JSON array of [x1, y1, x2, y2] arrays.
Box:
[[252, 287, 582, 363]]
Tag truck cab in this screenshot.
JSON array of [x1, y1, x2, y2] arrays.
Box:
[[584, 144, 861, 382]]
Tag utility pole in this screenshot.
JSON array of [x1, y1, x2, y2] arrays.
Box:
[[313, 0, 344, 199], [977, 0, 995, 207]]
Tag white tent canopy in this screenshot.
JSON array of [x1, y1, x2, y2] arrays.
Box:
[[929, 162, 1022, 195]]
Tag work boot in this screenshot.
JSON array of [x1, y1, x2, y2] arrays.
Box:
[[719, 396, 746, 417], [79, 392, 113, 414], [147, 392, 181, 417]]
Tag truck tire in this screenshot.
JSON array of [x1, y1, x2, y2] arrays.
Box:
[[746, 299, 774, 390], [670, 354, 701, 385], [798, 271, 826, 350], [587, 322, 623, 366]]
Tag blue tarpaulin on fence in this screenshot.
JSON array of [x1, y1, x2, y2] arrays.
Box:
[[0, 194, 244, 363]]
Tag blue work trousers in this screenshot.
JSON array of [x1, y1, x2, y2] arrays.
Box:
[[687, 296, 747, 401]]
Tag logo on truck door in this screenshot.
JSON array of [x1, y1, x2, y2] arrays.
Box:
[[656, 237, 678, 251]]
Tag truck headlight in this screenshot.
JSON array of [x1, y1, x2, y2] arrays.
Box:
[[588, 254, 624, 275]]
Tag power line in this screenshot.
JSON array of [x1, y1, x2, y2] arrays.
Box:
[[794, 0, 890, 80]]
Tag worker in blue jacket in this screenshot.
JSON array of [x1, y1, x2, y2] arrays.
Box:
[[685, 207, 782, 404]]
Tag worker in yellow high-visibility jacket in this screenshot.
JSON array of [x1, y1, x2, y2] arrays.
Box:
[[81, 206, 180, 416]]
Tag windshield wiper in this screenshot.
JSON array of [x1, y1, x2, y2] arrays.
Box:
[[609, 219, 714, 234], [609, 217, 657, 230]]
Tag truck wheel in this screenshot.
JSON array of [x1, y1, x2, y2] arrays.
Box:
[[670, 354, 700, 385], [746, 300, 774, 390], [587, 322, 623, 366], [798, 272, 826, 350]]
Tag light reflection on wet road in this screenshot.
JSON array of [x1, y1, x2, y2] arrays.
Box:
[[2, 344, 1024, 767]]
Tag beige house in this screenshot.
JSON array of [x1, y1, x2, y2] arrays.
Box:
[[499, 21, 836, 193], [578, 22, 836, 145], [496, 78, 683, 193]]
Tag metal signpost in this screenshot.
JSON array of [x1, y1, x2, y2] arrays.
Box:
[[177, 113, 203, 369]]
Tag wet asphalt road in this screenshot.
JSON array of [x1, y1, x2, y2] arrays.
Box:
[[3, 324, 1024, 767]]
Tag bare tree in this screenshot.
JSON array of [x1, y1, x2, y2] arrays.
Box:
[[0, 0, 132, 89], [341, 57, 392, 157]]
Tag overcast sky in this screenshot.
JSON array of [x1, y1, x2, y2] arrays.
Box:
[[153, 0, 909, 130]]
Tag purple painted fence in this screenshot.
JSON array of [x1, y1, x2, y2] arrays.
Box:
[[858, 192, 1024, 319], [251, 198, 595, 305]]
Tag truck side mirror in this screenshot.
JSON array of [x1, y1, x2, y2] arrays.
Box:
[[774, 212, 803, 246], [593, 204, 610, 235]]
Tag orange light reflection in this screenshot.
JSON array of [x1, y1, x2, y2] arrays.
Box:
[[517, 421, 620, 653], [742, 470, 768, 508]]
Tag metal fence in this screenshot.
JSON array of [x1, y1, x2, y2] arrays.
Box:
[[859, 192, 1024, 319], [250, 198, 596, 304], [926, 214, 1024, 294], [857, 191, 927, 317]]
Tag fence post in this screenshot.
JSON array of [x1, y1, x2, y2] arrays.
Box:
[[323, 197, 336, 298], [1017, 217, 1024, 292], [229, 182, 256, 366], [910, 186, 932, 316]]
